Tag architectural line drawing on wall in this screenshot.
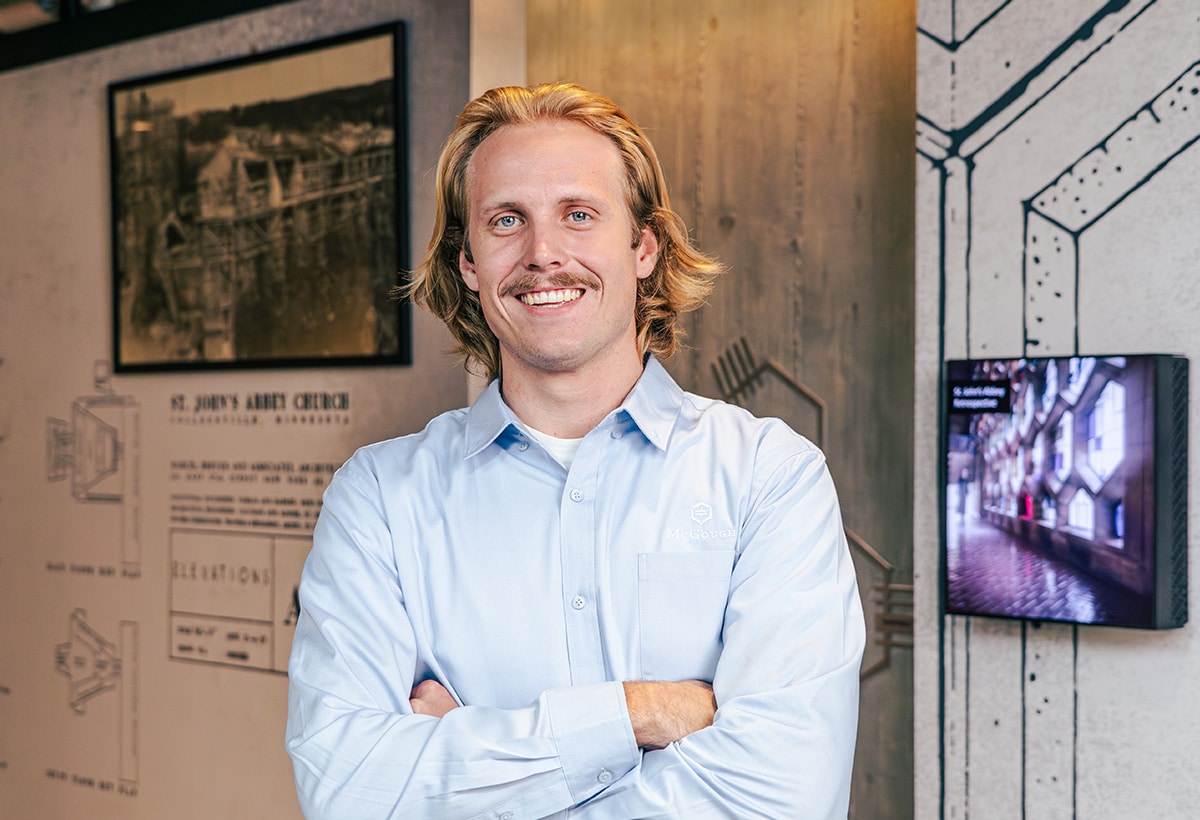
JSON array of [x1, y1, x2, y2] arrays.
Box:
[[56, 609, 121, 715], [0, 355, 9, 448], [1023, 60, 1200, 353], [917, 0, 1017, 50], [917, 0, 1160, 341], [45, 360, 141, 572], [0, 679, 9, 773], [169, 528, 310, 675], [710, 338, 913, 681], [918, 1, 1160, 366], [917, 3, 1179, 817], [54, 609, 140, 784], [711, 336, 827, 447], [918, 0, 1157, 160], [283, 584, 302, 628]]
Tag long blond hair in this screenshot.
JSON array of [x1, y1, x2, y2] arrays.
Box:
[[405, 83, 723, 381]]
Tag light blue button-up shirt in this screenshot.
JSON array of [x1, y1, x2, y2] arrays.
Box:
[[286, 358, 865, 819]]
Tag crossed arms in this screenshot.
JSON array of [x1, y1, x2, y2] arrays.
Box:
[[412, 678, 719, 751], [286, 443, 865, 819]]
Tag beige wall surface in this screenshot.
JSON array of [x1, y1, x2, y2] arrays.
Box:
[[916, 0, 1200, 817], [0, 1, 469, 817]]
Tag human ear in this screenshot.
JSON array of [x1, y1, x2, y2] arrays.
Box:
[[634, 226, 659, 280], [459, 247, 480, 292]]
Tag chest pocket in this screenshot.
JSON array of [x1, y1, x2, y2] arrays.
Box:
[[638, 550, 735, 681]]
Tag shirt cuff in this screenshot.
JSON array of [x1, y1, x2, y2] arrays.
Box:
[[544, 681, 640, 804]]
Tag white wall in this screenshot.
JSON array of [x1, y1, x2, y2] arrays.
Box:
[[915, 0, 1200, 817], [0, 1, 469, 817]]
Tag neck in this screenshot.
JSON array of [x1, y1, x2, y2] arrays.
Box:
[[500, 353, 645, 438]]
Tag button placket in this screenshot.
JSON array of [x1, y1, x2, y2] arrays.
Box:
[[558, 443, 605, 684]]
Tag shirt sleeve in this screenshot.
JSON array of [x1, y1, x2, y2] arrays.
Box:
[[569, 442, 866, 819], [285, 455, 641, 820]]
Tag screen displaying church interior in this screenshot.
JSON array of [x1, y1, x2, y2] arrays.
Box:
[[944, 355, 1186, 629]]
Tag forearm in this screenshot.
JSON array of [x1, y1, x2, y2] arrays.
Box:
[[287, 469, 642, 818], [574, 662, 862, 819], [287, 667, 639, 819], [572, 447, 866, 818], [622, 680, 717, 750]]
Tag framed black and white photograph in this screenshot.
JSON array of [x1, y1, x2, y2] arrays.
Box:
[[109, 23, 408, 372]]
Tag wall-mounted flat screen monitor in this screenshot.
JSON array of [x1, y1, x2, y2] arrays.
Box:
[[943, 354, 1188, 629]]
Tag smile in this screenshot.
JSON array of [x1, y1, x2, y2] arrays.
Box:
[[517, 288, 584, 306]]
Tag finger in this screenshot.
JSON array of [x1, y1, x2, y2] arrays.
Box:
[[411, 679, 448, 699]]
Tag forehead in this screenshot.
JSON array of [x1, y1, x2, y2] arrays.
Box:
[[464, 119, 627, 208]]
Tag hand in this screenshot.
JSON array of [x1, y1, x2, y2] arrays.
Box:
[[622, 680, 717, 750], [409, 679, 459, 717]]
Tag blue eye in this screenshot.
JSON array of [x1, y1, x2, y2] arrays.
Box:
[[495, 215, 519, 228], [567, 211, 590, 223]]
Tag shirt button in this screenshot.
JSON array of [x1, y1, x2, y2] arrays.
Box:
[[570, 489, 584, 502], [610, 430, 622, 439], [598, 768, 612, 783], [517, 441, 529, 451], [500, 813, 514, 820], [571, 595, 586, 610]]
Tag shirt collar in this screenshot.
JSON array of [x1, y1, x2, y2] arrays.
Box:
[[618, 356, 682, 451], [462, 357, 684, 458], [463, 379, 520, 458]]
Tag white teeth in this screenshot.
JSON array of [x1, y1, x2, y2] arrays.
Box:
[[518, 288, 583, 306]]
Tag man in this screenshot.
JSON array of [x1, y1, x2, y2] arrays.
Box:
[[286, 83, 865, 818]]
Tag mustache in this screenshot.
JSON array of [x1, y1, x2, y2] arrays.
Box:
[[500, 271, 600, 297]]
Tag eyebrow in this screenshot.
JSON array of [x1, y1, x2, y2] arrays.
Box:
[[478, 194, 608, 214], [478, 200, 522, 214]]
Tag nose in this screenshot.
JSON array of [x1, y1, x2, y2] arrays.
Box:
[[524, 224, 564, 271]]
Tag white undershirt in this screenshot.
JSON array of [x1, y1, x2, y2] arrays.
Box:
[[525, 427, 585, 469]]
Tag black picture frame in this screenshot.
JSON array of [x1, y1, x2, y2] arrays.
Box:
[[109, 23, 409, 372]]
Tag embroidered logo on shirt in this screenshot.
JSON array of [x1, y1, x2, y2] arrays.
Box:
[[665, 502, 735, 541]]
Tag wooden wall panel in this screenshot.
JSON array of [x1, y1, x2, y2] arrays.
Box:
[[527, 2, 916, 818]]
